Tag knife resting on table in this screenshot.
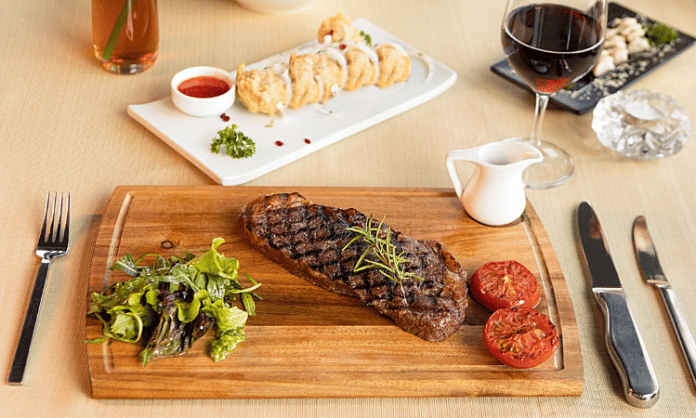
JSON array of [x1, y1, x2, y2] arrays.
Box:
[[577, 201, 659, 408], [633, 215, 696, 391]]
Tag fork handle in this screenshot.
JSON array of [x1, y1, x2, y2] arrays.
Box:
[[8, 258, 51, 385]]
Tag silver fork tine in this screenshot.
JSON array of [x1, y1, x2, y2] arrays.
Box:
[[8, 192, 71, 385], [39, 193, 50, 243], [47, 193, 57, 243], [54, 193, 63, 243], [63, 194, 70, 246]]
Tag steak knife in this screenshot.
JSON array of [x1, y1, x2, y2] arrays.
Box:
[[577, 201, 659, 408], [633, 215, 696, 390]]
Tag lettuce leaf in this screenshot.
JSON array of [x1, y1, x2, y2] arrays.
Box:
[[191, 237, 240, 302], [201, 298, 249, 362], [85, 238, 261, 365], [202, 298, 248, 330], [175, 289, 208, 323], [209, 328, 246, 362]]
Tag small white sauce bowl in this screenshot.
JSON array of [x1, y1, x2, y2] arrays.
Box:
[[235, 0, 318, 14], [171, 66, 235, 117]]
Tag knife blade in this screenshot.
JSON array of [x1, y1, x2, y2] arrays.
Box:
[[577, 201, 659, 408], [633, 215, 696, 390]]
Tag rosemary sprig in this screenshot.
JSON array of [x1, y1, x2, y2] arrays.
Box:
[[342, 215, 423, 283]]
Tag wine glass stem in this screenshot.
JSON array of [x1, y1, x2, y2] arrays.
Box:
[[530, 93, 550, 149]]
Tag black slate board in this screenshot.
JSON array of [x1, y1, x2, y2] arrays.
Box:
[[491, 2, 695, 115]]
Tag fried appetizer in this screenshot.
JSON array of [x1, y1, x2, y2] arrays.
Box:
[[375, 44, 411, 88], [288, 52, 322, 109], [234, 14, 413, 116], [313, 50, 346, 103], [317, 12, 362, 43], [235, 64, 288, 115], [343, 45, 378, 91]]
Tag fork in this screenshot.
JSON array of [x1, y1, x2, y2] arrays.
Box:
[[8, 193, 70, 385]]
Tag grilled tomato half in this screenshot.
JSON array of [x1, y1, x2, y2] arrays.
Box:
[[483, 307, 558, 369], [470, 260, 540, 310]]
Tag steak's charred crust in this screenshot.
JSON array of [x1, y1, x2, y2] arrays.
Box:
[[239, 192, 468, 342]]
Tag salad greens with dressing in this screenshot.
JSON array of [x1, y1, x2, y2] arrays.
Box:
[[85, 238, 261, 365]]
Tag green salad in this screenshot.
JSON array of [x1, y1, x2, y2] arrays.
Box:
[[86, 238, 261, 365]]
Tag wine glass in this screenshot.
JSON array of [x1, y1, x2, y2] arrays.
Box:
[[501, 0, 607, 189]]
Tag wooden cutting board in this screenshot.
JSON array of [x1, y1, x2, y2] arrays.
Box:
[[85, 186, 582, 399]]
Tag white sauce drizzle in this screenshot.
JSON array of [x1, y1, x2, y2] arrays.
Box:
[[412, 51, 434, 82], [326, 47, 348, 90], [246, 23, 426, 119], [271, 62, 292, 116]]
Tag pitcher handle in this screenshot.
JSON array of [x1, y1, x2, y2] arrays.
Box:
[[446, 147, 483, 198]]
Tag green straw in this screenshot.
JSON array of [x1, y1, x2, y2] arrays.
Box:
[[102, 0, 135, 61]]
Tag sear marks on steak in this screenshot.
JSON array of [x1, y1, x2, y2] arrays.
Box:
[[239, 192, 468, 342]]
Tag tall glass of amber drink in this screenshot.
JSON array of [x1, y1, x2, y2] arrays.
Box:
[[92, 0, 159, 74]]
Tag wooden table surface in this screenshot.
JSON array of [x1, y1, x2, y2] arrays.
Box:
[[2, 0, 696, 416]]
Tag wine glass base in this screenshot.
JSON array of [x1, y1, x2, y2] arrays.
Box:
[[514, 138, 574, 189]]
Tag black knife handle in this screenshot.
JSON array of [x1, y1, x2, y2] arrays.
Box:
[[594, 289, 660, 408]]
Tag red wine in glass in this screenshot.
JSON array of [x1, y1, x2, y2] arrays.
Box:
[[502, 4, 604, 94], [500, 0, 606, 189]]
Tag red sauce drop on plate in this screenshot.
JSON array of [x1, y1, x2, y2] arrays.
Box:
[[304, 138, 311, 144], [275, 141, 284, 147], [178, 76, 231, 98]]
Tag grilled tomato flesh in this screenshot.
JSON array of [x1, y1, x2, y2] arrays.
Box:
[[483, 306, 558, 369], [470, 260, 540, 310]]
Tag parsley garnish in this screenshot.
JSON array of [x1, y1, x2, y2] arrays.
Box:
[[644, 23, 678, 46], [360, 30, 372, 47], [211, 124, 256, 159]]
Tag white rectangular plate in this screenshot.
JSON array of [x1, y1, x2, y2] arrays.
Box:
[[128, 19, 457, 185]]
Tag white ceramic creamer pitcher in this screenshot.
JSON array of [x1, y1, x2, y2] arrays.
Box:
[[446, 140, 543, 226]]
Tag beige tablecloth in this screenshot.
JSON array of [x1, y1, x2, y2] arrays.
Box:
[[2, 0, 696, 416]]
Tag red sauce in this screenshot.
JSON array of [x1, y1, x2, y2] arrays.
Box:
[[304, 138, 311, 144], [275, 141, 284, 147], [178, 76, 230, 98], [221, 113, 230, 122]]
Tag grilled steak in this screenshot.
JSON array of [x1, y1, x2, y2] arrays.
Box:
[[239, 192, 468, 342]]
